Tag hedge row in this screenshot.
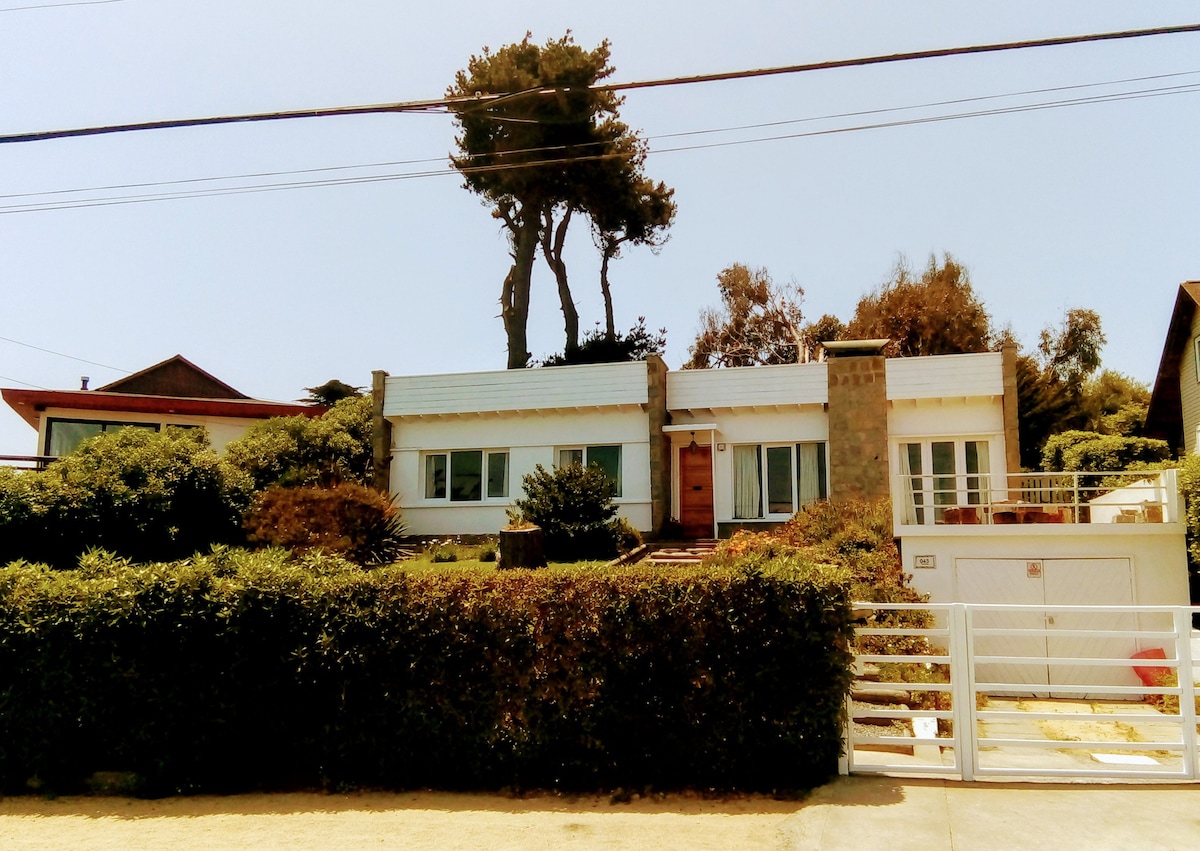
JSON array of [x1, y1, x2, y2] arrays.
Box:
[[0, 549, 853, 796]]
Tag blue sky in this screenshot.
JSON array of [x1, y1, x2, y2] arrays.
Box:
[[1, 1, 1198, 452]]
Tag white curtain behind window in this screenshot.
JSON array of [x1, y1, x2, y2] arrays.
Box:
[[733, 445, 761, 519], [798, 443, 821, 506], [899, 444, 918, 524]]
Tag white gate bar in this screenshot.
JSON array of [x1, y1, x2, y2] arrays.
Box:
[[951, 603, 977, 782], [1174, 608, 1197, 779]]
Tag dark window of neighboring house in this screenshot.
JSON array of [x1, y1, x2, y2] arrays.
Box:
[[45, 417, 159, 457]]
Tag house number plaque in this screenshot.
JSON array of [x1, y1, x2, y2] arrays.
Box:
[[914, 555, 936, 569]]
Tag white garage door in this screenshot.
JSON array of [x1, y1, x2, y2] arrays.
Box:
[[956, 558, 1138, 697]]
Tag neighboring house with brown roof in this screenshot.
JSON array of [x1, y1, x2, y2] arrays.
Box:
[[2, 354, 322, 458], [1146, 281, 1200, 455]]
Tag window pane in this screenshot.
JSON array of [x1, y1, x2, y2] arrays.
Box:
[[425, 454, 446, 499], [932, 441, 956, 515], [901, 443, 925, 524], [733, 445, 762, 519], [559, 448, 583, 468], [450, 450, 483, 501], [487, 452, 508, 499], [46, 420, 102, 456], [586, 445, 621, 497], [965, 440, 990, 505], [766, 446, 793, 514]]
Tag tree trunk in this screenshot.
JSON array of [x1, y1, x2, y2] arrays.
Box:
[[501, 213, 539, 369], [499, 526, 546, 569], [542, 206, 578, 353], [599, 236, 622, 341]]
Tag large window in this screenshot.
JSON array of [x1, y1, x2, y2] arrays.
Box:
[[733, 442, 828, 519], [899, 439, 991, 524], [423, 450, 508, 502], [557, 444, 622, 497], [44, 417, 159, 457]]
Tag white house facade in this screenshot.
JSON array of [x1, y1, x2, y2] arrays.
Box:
[[374, 344, 1188, 608]]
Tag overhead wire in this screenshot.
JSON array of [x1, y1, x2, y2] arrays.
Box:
[[0, 0, 122, 11], [1, 23, 1198, 144], [0, 78, 1197, 215], [0, 374, 49, 390], [1, 69, 1196, 208], [0, 334, 129, 372]]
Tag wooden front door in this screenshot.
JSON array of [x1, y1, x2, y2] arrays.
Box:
[[679, 445, 714, 539]]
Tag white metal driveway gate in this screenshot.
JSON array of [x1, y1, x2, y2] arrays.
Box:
[[842, 602, 1200, 781]]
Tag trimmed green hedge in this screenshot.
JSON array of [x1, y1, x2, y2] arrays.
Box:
[[0, 549, 852, 796]]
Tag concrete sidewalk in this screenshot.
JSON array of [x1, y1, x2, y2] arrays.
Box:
[[781, 776, 1200, 851]]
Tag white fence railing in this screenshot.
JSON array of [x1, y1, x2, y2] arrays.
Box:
[[843, 602, 1200, 782], [893, 469, 1179, 527]]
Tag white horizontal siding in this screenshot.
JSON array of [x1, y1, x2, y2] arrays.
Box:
[[666, 363, 828, 411], [384, 361, 648, 416], [886, 353, 1003, 401]]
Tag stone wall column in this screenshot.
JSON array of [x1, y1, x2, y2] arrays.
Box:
[[826, 355, 890, 501], [1001, 343, 1022, 495], [371, 370, 393, 494], [645, 354, 671, 537]]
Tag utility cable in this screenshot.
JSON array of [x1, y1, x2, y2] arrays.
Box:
[[0, 334, 128, 372], [0, 79, 1195, 215], [1, 23, 1198, 144], [0, 374, 49, 390]]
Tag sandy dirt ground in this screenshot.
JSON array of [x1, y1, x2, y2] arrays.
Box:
[[0, 790, 805, 850]]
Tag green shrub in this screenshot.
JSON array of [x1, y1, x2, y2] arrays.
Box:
[[1040, 430, 1170, 472], [0, 551, 852, 796], [511, 463, 629, 560], [0, 428, 248, 567], [243, 483, 406, 566], [222, 396, 373, 490]]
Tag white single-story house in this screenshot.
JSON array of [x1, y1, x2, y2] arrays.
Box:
[[2, 355, 323, 459], [373, 343, 1189, 610]]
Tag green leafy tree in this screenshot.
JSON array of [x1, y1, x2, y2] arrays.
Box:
[[845, 254, 991, 357], [222, 396, 372, 490], [448, 34, 667, 365], [300, 379, 363, 406], [1040, 430, 1169, 472], [686, 264, 807, 368], [1078, 370, 1149, 436], [1015, 309, 1109, 468]]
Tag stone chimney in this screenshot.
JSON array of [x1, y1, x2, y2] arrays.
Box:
[[823, 340, 890, 501]]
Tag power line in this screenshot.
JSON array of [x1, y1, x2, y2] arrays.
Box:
[[1, 23, 1198, 144], [0, 78, 1195, 215], [0, 334, 128, 372], [0, 374, 48, 388], [5, 69, 1195, 205], [0, 0, 122, 11]]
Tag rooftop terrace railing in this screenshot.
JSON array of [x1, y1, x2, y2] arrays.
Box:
[[0, 454, 55, 472], [893, 468, 1179, 528]]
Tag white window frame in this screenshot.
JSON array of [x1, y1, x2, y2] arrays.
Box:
[[896, 436, 997, 525], [555, 444, 623, 498], [420, 449, 509, 503], [732, 441, 830, 520]]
